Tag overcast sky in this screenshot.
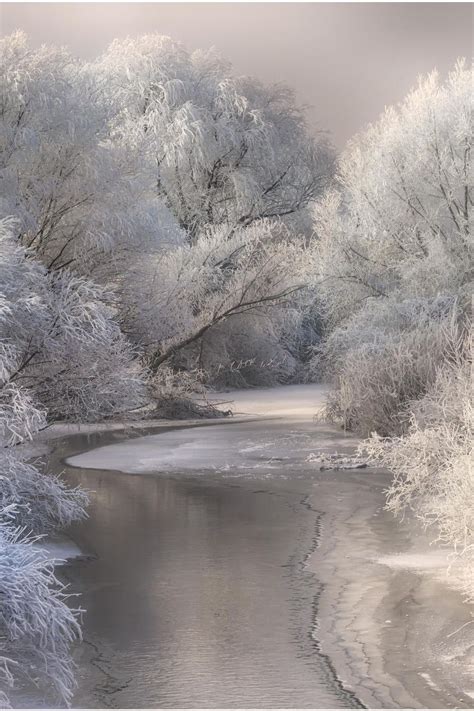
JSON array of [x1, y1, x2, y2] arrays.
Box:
[[1, 2, 472, 147]]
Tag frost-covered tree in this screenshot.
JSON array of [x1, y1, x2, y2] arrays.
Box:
[[120, 219, 316, 378], [314, 61, 472, 328], [312, 62, 473, 434], [92, 34, 334, 241], [1, 32, 331, 388], [0, 218, 146, 422], [0, 31, 181, 277]]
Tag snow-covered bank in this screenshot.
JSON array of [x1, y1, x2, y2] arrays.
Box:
[[44, 382, 329, 442], [206, 383, 330, 417], [65, 418, 360, 475], [65, 384, 361, 474]]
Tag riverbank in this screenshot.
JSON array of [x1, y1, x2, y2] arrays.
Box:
[[35, 385, 474, 707]]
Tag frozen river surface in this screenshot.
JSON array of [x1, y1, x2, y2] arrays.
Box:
[[45, 385, 473, 709]]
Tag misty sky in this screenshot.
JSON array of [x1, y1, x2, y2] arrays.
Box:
[[1, 2, 472, 148]]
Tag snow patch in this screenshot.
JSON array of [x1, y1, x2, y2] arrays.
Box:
[[33, 534, 85, 563], [208, 383, 330, 418], [306, 452, 368, 470], [66, 384, 357, 475], [418, 672, 442, 693], [67, 423, 301, 473], [375, 550, 452, 571]]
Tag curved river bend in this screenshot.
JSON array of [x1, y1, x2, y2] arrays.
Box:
[[45, 386, 473, 709]]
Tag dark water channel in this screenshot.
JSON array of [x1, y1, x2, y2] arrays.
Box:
[[53, 426, 362, 709]]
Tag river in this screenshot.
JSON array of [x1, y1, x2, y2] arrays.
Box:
[[43, 386, 473, 709]]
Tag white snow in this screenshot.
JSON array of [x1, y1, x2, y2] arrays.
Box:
[[306, 452, 368, 470], [374, 549, 470, 598], [207, 383, 330, 418], [33, 534, 84, 563], [66, 384, 358, 475], [418, 672, 442, 693], [375, 550, 453, 571]]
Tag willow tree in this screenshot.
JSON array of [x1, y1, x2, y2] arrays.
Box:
[[314, 61, 472, 329], [0, 31, 177, 277], [93, 34, 334, 241]]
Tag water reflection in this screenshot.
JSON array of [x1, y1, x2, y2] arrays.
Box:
[[55, 430, 359, 709]]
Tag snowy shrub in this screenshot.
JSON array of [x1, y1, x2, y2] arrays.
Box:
[[148, 366, 224, 419], [0, 215, 144, 704], [0, 384, 46, 448], [0, 509, 82, 706], [32, 272, 147, 422], [362, 329, 473, 600], [0, 452, 88, 535], [319, 297, 461, 435]]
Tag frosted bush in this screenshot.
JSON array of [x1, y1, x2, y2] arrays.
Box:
[[0, 509, 82, 706], [0, 219, 129, 704], [33, 272, 147, 421], [0, 452, 87, 535], [149, 366, 224, 419], [0, 384, 46, 447], [319, 298, 460, 435], [363, 332, 473, 599]]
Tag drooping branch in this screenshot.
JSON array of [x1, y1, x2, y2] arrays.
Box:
[[148, 285, 305, 371]]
